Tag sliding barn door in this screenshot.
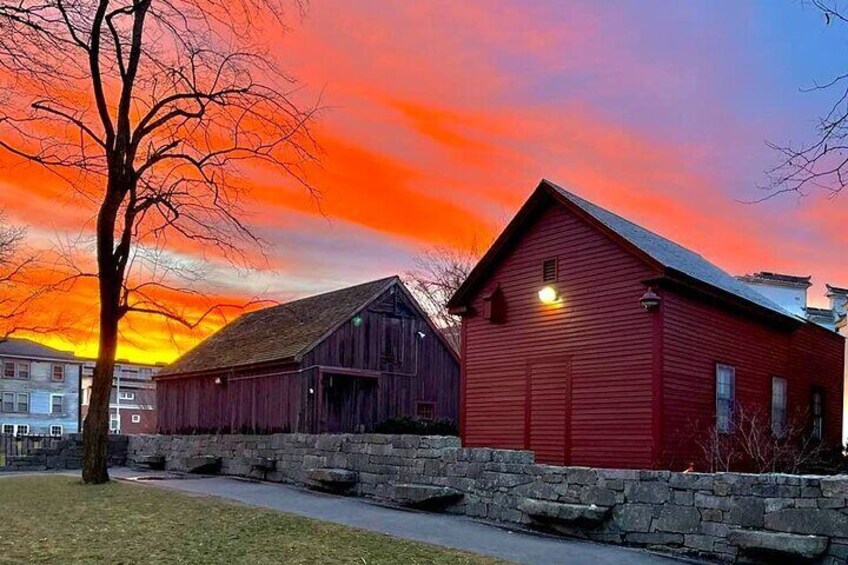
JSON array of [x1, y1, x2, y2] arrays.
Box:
[[526, 358, 571, 465]]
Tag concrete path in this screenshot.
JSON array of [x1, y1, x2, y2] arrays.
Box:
[[108, 468, 688, 565]]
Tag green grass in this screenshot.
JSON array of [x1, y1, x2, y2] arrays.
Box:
[[0, 476, 507, 565]]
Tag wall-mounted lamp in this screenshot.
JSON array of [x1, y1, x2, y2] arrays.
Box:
[[640, 288, 661, 311], [214, 376, 227, 386], [538, 285, 561, 305], [416, 331, 426, 339]]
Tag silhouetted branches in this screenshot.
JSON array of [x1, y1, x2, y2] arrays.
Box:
[[0, 0, 318, 482], [767, 1, 848, 198]]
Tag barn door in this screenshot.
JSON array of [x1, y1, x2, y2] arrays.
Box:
[[321, 374, 378, 433], [526, 358, 570, 465]]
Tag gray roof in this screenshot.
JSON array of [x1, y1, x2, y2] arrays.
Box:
[[0, 338, 77, 361], [161, 276, 399, 375], [547, 181, 799, 321]]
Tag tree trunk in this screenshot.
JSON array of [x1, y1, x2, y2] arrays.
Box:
[[81, 305, 119, 483], [82, 197, 123, 484]]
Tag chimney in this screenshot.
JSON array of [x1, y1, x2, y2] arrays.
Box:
[[826, 285, 848, 317]]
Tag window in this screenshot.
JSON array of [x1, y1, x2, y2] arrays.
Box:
[[2, 362, 29, 380], [416, 401, 436, 421], [771, 377, 787, 438], [131, 414, 141, 424], [49, 425, 63, 437], [16, 425, 28, 436], [50, 395, 63, 415], [2, 392, 14, 412], [715, 364, 736, 433], [51, 364, 65, 382], [2, 424, 13, 435], [811, 387, 825, 441], [542, 258, 557, 282], [16, 393, 29, 414], [109, 413, 120, 433], [118, 391, 135, 401]]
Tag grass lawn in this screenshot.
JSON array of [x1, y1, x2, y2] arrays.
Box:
[[0, 476, 507, 565]]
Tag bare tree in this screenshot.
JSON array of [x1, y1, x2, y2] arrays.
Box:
[[0, 1, 318, 483], [404, 244, 480, 351], [768, 1, 848, 197]]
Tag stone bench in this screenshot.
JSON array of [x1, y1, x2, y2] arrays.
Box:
[[388, 484, 463, 510], [518, 498, 610, 529], [728, 529, 828, 561], [306, 468, 358, 493], [182, 455, 222, 474], [133, 454, 166, 470], [248, 457, 276, 472]]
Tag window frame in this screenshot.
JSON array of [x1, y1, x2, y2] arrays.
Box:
[[770, 376, 788, 438], [416, 401, 436, 421], [51, 364, 65, 382], [131, 414, 141, 424], [811, 386, 825, 441], [118, 391, 135, 401], [16, 392, 29, 414], [1, 424, 13, 435], [16, 424, 29, 436], [49, 425, 63, 437], [50, 394, 63, 415], [1, 391, 14, 413], [2, 361, 30, 380], [715, 363, 736, 434], [109, 413, 121, 432]]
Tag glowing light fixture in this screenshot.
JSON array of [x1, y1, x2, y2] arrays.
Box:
[[352, 315, 363, 327], [538, 285, 560, 305]]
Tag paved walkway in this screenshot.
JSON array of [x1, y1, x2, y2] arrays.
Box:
[[108, 468, 687, 565]]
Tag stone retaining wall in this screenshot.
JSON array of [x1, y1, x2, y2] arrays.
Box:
[[1, 434, 128, 471], [127, 434, 848, 564]]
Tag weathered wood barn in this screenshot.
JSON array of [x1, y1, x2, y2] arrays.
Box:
[[448, 180, 845, 470], [156, 277, 459, 434]]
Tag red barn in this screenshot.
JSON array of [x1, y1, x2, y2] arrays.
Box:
[[156, 277, 459, 434], [448, 180, 844, 470]]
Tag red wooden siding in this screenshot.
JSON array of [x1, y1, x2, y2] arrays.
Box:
[[526, 358, 570, 465], [157, 284, 459, 434], [660, 290, 844, 470], [462, 199, 660, 468], [459, 190, 845, 471]]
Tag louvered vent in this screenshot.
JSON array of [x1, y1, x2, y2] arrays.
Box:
[[542, 259, 557, 282]]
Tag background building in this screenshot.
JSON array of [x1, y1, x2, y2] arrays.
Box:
[[80, 359, 161, 434], [156, 277, 460, 434], [0, 338, 81, 436]]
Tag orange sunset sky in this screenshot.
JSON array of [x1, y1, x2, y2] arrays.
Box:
[[1, 1, 846, 364]]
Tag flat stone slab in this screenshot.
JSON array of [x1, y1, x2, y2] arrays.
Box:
[[133, 454, 165, 470], [728, 529, 828, 560], [389, 484, 463, 509], [518, 498, 610, 527], [248, 457, 276, 471], [183, 456, 222, 474], [306, 468, 358, 491]]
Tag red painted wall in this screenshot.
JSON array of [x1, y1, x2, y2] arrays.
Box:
[[461, 195, 845, 470], [462, 198, 660, 468], [661, 289, 844, 470]]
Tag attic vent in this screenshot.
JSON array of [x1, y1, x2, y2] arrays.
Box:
[[542, 259, 557, 282]]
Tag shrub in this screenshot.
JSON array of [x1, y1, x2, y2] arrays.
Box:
[[370, 416, 458, 436]]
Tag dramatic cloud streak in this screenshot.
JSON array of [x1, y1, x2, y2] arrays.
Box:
[[1, 1, 845, 361]]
